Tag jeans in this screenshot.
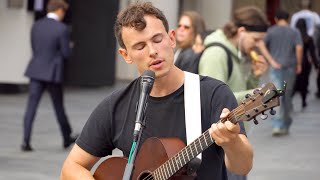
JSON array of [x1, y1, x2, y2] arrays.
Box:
[[269, 67, 296, 130]]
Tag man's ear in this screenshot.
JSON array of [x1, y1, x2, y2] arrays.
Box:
[[168, 30, 176, 48], [119, 48, 133, 64]]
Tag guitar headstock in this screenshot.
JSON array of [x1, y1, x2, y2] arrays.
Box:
[[227, 82, 285, 125]]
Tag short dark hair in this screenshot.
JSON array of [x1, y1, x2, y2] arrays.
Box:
[[114, 2, 169, 49], [47, 0, 69, 12], [275, 9, 289, 21]]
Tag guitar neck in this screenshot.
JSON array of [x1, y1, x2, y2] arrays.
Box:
[[152, 129, 214, 180]]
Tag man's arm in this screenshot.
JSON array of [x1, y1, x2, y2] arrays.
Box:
[[257, 40, 281, 69], [60, 144, 100, 179], [296, 44, 303, 74], [209, 108, 253, 175], [59, 26, 71, 59]]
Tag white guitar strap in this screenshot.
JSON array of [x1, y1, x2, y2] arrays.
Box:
[[184, 71, 202, 159]]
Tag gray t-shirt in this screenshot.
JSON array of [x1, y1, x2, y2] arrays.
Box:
[[264, 25, 302, 68]]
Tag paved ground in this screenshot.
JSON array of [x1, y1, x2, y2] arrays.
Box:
[[0, 72, 319, 180]]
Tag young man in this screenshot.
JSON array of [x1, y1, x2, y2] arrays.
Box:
[[264, 10, 303, 136], [60, 2, 253, 179]]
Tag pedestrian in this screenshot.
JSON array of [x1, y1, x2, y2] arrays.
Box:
[[22, 0, 77, 152], [174, 11, 206, 72], [264, 9, 303, 136], [293, 18, 319, 108]]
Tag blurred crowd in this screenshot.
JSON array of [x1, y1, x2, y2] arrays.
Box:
[[174, 0, 320, 140]]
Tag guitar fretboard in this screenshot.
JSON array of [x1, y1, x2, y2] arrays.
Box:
[[151, 130, 214, 180]]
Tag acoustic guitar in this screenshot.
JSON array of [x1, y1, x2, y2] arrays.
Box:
[[93, 82, 284, 180]]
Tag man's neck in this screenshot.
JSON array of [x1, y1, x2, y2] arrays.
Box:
[[276, 20, 288, 26], [150, 66, 185, 97]]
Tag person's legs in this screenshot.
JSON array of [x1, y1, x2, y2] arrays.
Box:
[[47, 83, 72, 142], [269, 68, 285, 132], [282, 68, 296, 131], [317, 70, 320, 98], [301, 91, 307, 108], [22, 79, 45, 150]]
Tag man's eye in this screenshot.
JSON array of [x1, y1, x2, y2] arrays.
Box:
[[154, 37, 162, 43], [136, 45, 145, 50]]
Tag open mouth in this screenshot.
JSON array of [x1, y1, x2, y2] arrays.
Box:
[[151, 60, 162, 66], [150, 60, 164, 69]]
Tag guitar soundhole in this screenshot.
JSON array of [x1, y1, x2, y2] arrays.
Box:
[[138, 171, 154, 180]]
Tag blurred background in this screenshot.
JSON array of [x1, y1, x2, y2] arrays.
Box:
[[2, 0, 320, 88]]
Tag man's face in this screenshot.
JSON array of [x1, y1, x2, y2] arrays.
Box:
[[176, 16, 193, 46], [241, 31, 265, 54], [119, 15, 176, 78]]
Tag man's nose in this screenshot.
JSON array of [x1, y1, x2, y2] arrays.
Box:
[[148, 44, 158, 57]]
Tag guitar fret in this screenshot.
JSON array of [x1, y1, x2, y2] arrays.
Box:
[[182, 149, 187, 164], [164, 164, 170, 179], [198, 137, 203, 151], [155, 169, 160, 180], [178, 152, 183, 167], [202, 136, 207, 150], [186, 146, 191, 161], [168, 159, 173, 177], [189, 143, 194, 158], [161, 165, 166, 180], [204, 134, 208, 146], [207, 131, 214, 143], [173, 156, 178, 172]]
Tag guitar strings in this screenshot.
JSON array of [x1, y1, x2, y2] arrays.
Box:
[[142, 98, 260, 180]]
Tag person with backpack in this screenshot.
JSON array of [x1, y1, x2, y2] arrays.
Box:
[[198, 6, 269, 180], [198, 6, 269, 103]]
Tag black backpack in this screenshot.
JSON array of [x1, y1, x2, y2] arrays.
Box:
[[189, 42, 236, 80]]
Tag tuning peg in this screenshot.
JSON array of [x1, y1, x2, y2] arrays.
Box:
[[269, 108, 276, 115], [245, 94, 251, 98], [253, 89, 260, 94], [253, 117, 259, 125], [260, 112, 268, 120]]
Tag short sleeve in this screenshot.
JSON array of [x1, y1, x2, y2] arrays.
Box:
[[294, 29, 303, 46], [76, 97, 115, 157]]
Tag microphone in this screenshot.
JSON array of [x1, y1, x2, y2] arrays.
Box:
[[133, 70, 155, 141]]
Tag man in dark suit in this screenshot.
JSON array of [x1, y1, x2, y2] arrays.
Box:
[[22, 0, 76, 152]]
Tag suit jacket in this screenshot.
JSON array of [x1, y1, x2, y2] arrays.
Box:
[[25, 17, 71, 83]]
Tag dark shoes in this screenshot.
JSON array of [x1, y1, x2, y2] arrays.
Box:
[[63, 134, 78, 149], [21, 134, 78, 151], [302, 101, 307, 108], [21, 143, 33, 152]]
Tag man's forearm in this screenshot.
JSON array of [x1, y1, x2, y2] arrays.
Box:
[[60, 160, 95, 180], [223, 134, 253, 175]]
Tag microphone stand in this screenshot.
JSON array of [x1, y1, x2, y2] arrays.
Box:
[[122, 107, 147, 180]]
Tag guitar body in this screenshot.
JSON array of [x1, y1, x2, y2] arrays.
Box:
[[93, 137, 195, 180]]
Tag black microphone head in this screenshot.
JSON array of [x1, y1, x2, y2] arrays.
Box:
[[140, 70, 155, 93], [142, 70, 155, 79]]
